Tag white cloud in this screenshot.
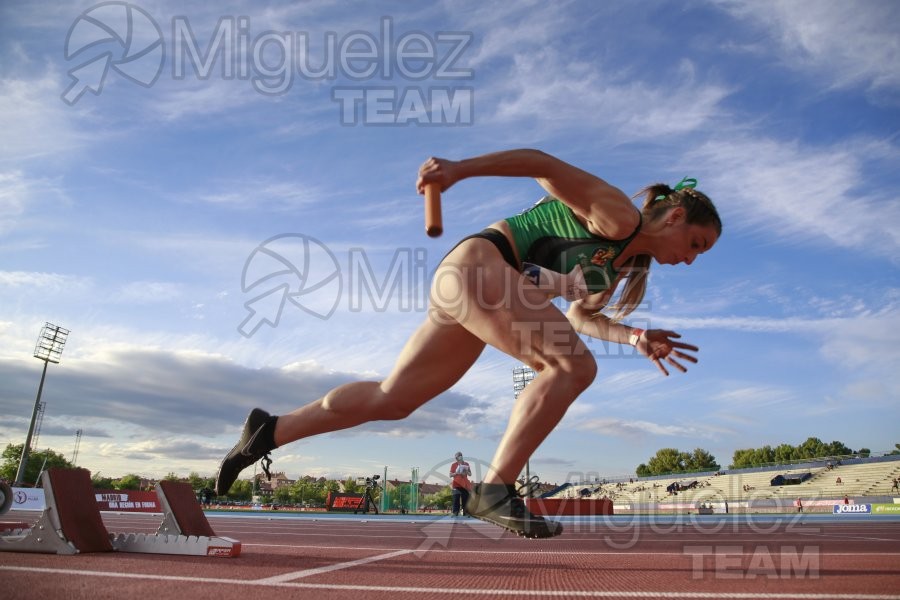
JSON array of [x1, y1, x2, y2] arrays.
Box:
[[576, 416, 726, 439], [714, 0, 900, 97], [116, 281, 184, 303], [818, 308, 900, 370], [710, 385, 796, 410], [480, 51, 732, 140], [190, 178, 330, 212], [686, 134, 900, 258], [0, 270, 91, 291], [0, 172, 28, 233], [0, 72, 93, 162], [0, 170, 70, 234]]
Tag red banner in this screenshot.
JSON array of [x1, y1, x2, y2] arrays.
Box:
[[526, 497, 613, 516], [326, 492, 364, 511]]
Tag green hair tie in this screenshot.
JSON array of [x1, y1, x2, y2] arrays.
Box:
[[655, 176, 698, 202], [674, 177, 698, 191]]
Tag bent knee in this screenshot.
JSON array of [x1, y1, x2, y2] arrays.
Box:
[[568, 355, 598, 391], [537, 354, 597, 393]]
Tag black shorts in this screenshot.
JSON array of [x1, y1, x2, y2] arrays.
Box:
[[443, 228, 519, 270]]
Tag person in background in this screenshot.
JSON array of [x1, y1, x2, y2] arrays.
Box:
[[450, 451, 472, 517]]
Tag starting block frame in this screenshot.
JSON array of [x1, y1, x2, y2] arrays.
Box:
[[0, 468, 240, 557], [111, 480, 240, 557]]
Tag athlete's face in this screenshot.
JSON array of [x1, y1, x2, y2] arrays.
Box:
[[658, 214, 719, 266]]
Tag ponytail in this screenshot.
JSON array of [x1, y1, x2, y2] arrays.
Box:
[[606, 182, 721, 322]]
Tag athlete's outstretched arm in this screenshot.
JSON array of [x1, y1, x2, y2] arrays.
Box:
[[567, 301, 699, 376]]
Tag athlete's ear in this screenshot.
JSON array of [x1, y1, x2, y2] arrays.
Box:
[[667, 206, 686, 225]]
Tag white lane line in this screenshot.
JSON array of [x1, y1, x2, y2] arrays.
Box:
[[252, 548, 414, 584], [2, 566, 899, 598], [241, 543, 900, 557]]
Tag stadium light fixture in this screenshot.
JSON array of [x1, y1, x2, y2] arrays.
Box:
[[15, 323, 70, 485]]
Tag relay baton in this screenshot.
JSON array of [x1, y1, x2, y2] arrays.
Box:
[[424, 183, 443, 237]]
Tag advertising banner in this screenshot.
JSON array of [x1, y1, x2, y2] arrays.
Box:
[[9, 487, 46, 511], [11, 487, 164, 513], [326, 492, 365, 511], [94, 490, 161, 512], [832, 503, 871, 514]]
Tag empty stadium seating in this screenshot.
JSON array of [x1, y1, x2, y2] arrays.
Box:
[[548, 456, 900, 512]]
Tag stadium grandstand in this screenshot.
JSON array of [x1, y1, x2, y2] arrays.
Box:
[[545, 453, 900, 514]]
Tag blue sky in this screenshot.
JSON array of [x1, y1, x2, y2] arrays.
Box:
[[1, 0, 898, 486]]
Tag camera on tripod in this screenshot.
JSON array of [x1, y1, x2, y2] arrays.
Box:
[[353, 474, 380, 515]]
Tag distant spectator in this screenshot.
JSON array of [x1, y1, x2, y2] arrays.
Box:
[[449, 451, 472, 517], [797, 498, 803, 513], [844, 495, 850, 505], [892, 478, 899, 493], [835, 477, 842, 485]]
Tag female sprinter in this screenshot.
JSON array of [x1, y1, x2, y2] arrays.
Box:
[[215, 149, 722, 538]]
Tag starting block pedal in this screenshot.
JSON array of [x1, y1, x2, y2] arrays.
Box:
[[0, 468, 240, 557], [0, 467, 113, 554], [110, 480, 241, 557]]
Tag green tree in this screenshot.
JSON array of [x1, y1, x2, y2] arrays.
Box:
[[274, 486, 293, 505], [773, 443, 796, 464], [857, 448, 871, 458], [114, 474, 142, 490], [638, 447, 719, 476], [187, 472, 211, 491], [752, 445, 775, 466], [91, 472, 115, 489], [1, 444, 74, 484], [228, 479, 253, 501], [731, 438, 857, 468], [797, 437, 825, 459], [645, 448, 687, 475], [685, 448, 719, 472], [423, 486, 453, 510], [823, 440, 853, 457], [730, 448, 754, 469]]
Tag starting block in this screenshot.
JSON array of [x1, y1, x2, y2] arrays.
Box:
[[0, 467, 240, 557], [110, 480, 241, 557]]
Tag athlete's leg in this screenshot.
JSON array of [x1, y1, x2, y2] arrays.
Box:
[[274, 315, 486, 445], [430, 238, 597, 485]]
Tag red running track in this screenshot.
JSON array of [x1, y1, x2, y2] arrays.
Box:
[[2, 511, 899, 599]]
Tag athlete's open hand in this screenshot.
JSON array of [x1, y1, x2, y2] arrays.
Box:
[[634, 329, 699, 376]]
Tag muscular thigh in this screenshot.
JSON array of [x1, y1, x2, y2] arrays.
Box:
[[379, 314, 486, 407], [430, 238, 589, 371]]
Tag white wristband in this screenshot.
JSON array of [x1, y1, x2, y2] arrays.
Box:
[[629, 328, 644, 346]]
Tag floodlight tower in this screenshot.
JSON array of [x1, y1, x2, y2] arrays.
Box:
[[512, 366, 537, 496], [15, 323, 70, 485], [71, 428, 83, 465]]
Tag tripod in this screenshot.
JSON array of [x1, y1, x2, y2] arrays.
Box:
[[355, 485, 379, 514]]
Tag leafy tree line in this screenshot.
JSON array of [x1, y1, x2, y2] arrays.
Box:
[[635, 438, 894, 477], [729, 437, 870, 469], [635, 448, 720, 477]]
